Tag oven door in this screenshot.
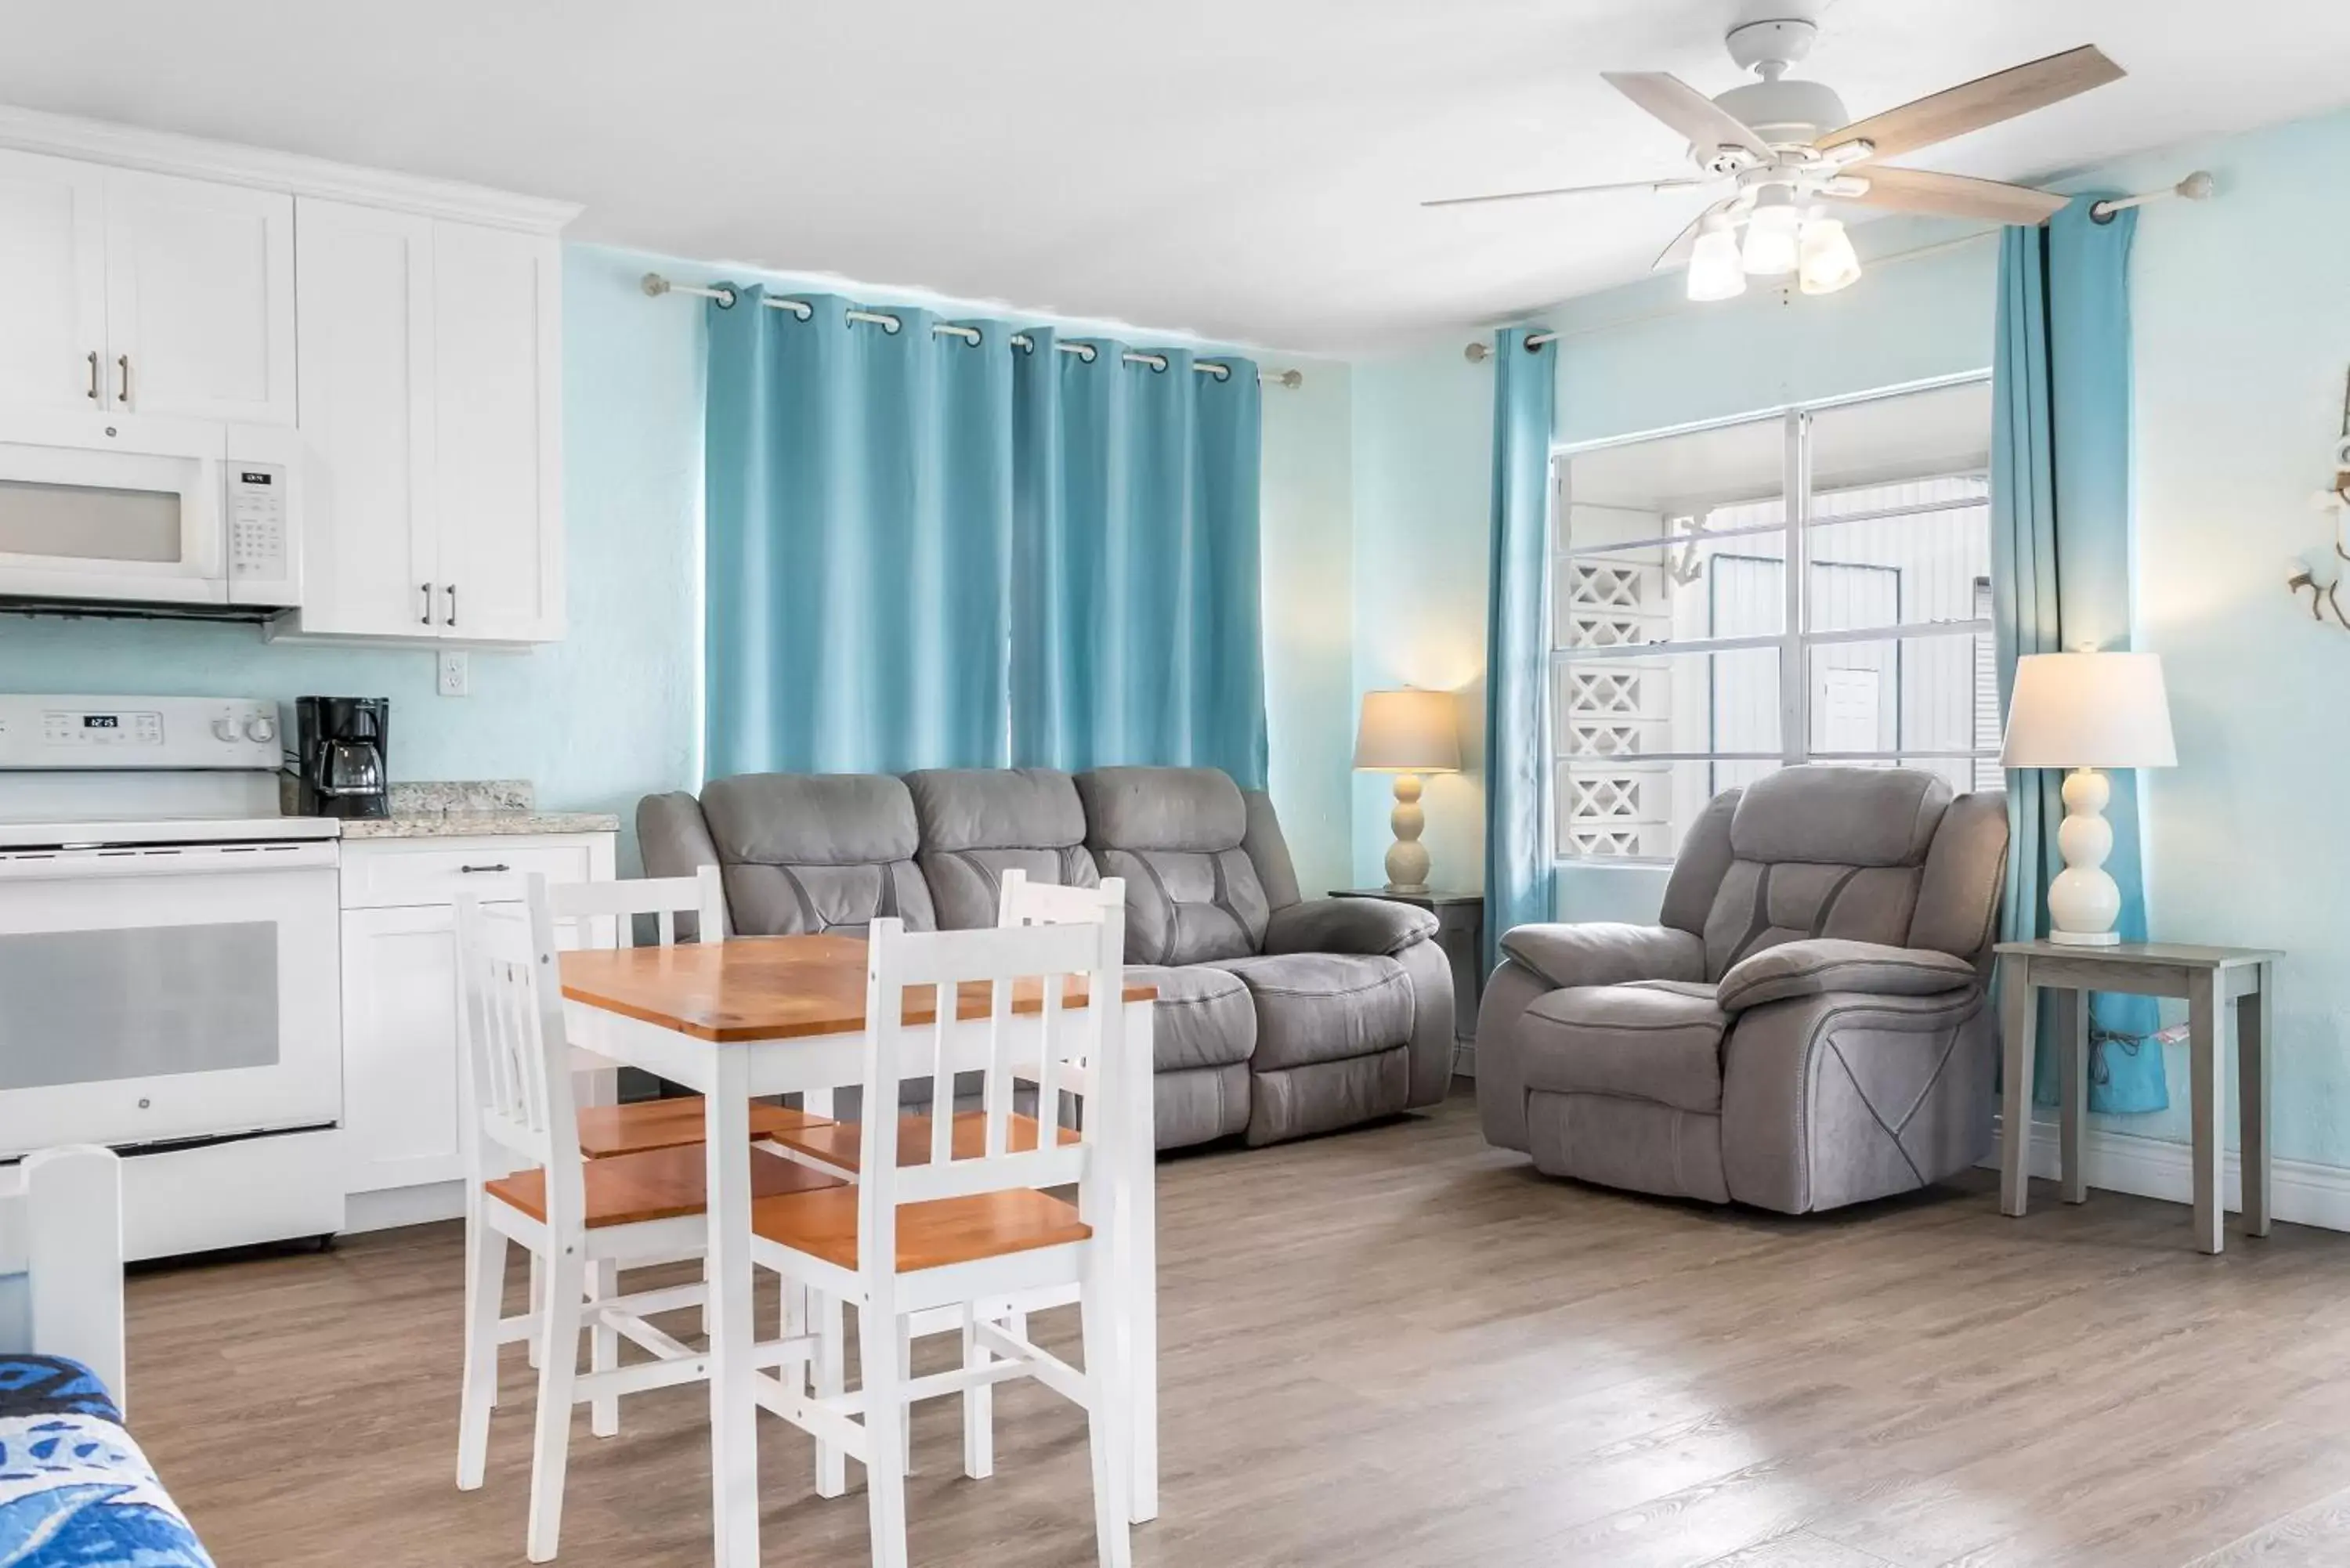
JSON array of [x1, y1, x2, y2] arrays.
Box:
[[0, 840, 340, 1156], [0, 412, 226, 605]]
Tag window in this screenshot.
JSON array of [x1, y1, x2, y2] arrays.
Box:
[[1549, 376, 1995, 863]]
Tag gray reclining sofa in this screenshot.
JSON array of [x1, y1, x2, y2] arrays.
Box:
[[638, 765, 1455, 1149], [1477, 766, 2008, 1214]]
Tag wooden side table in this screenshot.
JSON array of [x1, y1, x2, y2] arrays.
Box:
[[1331, 889, 1483, 1078], [1995, 941, 2279, 1255]]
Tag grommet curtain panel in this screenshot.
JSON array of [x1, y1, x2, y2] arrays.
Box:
[[1483, 327, 1558, 972], [703, 289, 1266, 786], [1990, 197, 2167, 1115], [1012, 327, 1267, 787]]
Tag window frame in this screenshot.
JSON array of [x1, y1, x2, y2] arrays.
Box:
[[1546, 370, 1997, 868]]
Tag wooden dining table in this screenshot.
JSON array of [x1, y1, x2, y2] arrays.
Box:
[[559, 933, 1160, 1568]]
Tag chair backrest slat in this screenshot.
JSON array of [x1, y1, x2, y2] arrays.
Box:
[[862, 899, 1126, 1228], [544, 865, 727, 951], [455, 876, 585, 1227]]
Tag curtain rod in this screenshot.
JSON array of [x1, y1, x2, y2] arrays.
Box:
[[641, 273, 1303, 388]]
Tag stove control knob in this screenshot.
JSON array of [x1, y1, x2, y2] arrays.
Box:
[[212, 717, 239, 742], [244, 714, 277, 744]]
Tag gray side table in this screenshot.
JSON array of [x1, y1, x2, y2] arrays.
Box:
[[1995, 941, 2280, 1254], [1331, 889, 1482, 1078]]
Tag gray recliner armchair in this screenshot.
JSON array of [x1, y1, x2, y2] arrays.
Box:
[[1477, 766, 2009, 1215]]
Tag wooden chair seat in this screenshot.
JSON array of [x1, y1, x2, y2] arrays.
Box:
[[487, 1144, 842, 1229], [574, 1097, 826, 1159], [767, 1110, 1077, 1173], [750, 1185, 1090, 1274]]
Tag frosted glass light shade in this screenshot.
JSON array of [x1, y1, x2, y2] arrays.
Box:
[[1999, 652, 2178, 770], [1687, 226, 1747, 302], [1354, 688, 1461, 772], [1742, 204, 1800, 276], [1797, 215, 1861, 294]]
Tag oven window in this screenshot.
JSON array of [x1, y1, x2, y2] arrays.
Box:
[[0, 479, 182, 563], [0, 923, 277, 1089]]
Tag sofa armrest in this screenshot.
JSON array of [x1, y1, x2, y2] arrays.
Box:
[[637, 791, 724, 941], [1716, 939, 1977, 1014], [1497, 923, 1704, 990], [1262, 897, 1436, 957]]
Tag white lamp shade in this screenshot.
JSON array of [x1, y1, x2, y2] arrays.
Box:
[[1687, 226, 1747, 302], [1797, 215, 1861, 295], [1999, 652, 2178, 769], [1354, 688, 1461, 772]]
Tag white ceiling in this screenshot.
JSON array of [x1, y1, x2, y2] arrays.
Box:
[[5, 0, 2348, 353]]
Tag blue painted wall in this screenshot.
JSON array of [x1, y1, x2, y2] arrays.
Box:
[[1343, 103, 2350, 1171]]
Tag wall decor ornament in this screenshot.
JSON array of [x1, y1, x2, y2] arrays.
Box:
[[2286, 368, 2350, 627]]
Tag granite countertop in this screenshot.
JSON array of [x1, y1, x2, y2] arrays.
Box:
[[323, 780, 620, 840]]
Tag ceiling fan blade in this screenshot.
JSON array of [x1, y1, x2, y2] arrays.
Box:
[[1422, 176, 1712, 210], [1819, 45, 2124, 163], [1602, 71, 1772, 159], [1839, 165, 2070, 225]]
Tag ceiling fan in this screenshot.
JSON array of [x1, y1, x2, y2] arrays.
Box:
[[1426, 19, 2125, 301]]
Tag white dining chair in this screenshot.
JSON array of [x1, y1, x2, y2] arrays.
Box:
[[453, 877, 841, 1563], [745, 914, 1135, 1568]]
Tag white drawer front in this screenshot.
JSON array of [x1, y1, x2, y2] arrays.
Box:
[[339, 838, 597, 909]]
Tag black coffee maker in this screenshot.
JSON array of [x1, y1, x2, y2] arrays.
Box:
[[293, 696, 390, 819]]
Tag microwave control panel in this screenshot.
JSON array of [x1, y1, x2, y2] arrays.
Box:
[[226, 464, 288, 580]]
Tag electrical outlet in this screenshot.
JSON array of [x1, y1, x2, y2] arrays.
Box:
[[437, 649, 470, 698]]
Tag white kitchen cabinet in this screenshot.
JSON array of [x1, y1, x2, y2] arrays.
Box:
[[288, 208, 564, 643], [0, 154, 293, 424], [339, 832, 614, 1213], [0, 149, 107, 414], [103, 169, 295, 425], [341, 901, 466, 1194], [294, 199, 439, 638]]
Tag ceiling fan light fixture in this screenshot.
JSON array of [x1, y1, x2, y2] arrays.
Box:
[[1797, 213, 1862, 295], [1741, 201, 1801, 277], [1687, 222, 1747, 302]]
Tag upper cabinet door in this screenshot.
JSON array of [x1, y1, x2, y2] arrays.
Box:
[[432, 222, 562, 642], [104, 169, 295, 424], [0, 150, 108, 414], [293, 198, 439, 638]]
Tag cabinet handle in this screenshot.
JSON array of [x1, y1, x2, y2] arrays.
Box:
[[458, 863, 511, 874], [116, 354, 130, 406], [446, 583, 458, 629], [419, 582, 433, 626], [85, 352, 99, 402]]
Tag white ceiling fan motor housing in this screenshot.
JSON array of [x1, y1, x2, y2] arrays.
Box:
[[1714, 17, 1849, 151]]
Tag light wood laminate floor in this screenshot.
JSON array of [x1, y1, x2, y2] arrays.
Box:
[[127, 1092, 2350, 1566]]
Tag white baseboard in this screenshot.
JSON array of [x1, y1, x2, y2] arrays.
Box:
[[1989, 1115, 2350, 1233], [343, 1180, 465, 1234]]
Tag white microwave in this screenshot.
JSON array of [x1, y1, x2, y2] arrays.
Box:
[[0, 410, 303, 610]]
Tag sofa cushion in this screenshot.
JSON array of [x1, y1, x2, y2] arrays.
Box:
[[1130, 964, 1256, 1071], [1517, 981, 1730, 1114], [700, 773, 935, 935], [1209, 952, 1415, 1071], [906, 768, 1099, 930], [1077, 767, 1270, 965], [1701, 858, 1925, 979]]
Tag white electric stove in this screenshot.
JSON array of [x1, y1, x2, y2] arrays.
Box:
[[0, 695, 346, 1259]]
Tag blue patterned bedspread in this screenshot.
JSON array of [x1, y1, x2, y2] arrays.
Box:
[[0, 1357, 212, 1567]]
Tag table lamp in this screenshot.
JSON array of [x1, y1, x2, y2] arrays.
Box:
[[1998, 651, 2176, 945], [1354, 688, 1461, 894]]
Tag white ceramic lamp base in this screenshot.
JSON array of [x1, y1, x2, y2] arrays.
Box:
[[1383, 772, 1430, 894], [2047, 766, 2123, 946]]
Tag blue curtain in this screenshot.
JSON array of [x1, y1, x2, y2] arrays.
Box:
[[705, 296, 1266, 785], [1484, 327, 1558, 971], [1990, 199, 2166, 1114], [1010, 330, 1267, 786], [704, 288, 1013, 777]]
